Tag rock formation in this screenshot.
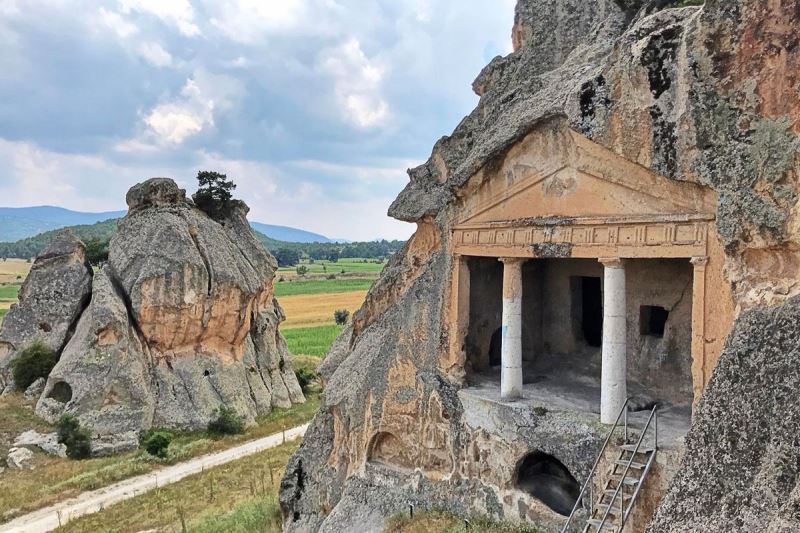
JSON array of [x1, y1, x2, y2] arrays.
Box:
[[0, 178, 304, 453], [281, 0, 800, 531], [0, 229, 92, 390]]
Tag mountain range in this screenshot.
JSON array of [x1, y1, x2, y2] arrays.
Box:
[[0, 206, 335, 244]]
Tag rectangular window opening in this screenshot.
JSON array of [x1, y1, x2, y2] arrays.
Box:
[[640, 305, 668, 338]]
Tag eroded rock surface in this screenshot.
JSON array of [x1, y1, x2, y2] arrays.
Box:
[[1, 178, 304, 451], [0, 230, 92, 392], [282, 0, 800, 531]]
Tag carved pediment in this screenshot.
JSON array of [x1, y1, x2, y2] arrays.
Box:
[[454, 123, 715, 226]]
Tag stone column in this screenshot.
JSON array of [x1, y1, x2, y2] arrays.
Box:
[[599, 258, 626, 424], [499, 257, 524, 400], [690, 256, 708, 409]]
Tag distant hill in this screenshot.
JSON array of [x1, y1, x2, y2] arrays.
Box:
[[0, 206, 335, 243], [250, 222, 334, 243]]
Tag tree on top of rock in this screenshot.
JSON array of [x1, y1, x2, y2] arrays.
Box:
[[193, 171, 237, 220]]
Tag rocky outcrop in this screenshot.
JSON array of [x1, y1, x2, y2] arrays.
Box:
[[7, 178, 303, 452], [282, 0, 800, 531], [0, 229, 92, 392], [649, 296, 800, 532]]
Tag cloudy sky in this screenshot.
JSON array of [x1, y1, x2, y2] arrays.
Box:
[[0, 0, 515, 240]]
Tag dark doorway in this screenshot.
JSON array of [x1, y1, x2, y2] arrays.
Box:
[[641, 305, 669, 337], [489, 328, 502, 367], [581, 277, 603, 347], [516, 451, 581, 516]]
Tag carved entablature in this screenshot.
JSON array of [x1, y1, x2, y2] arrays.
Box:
[[450, 122, 717, 260], [453, 214, 713, 259]]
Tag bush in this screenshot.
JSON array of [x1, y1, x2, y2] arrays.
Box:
[[143, 430, 173, 458], [326, 274, 336, 280], [11, 341, 57, 390], [56, 414, 92, 460], [333, 309, 350, 325], [208, 406, 245, 436], [296, 265, 308, 276], [295, 368, 318, 393]]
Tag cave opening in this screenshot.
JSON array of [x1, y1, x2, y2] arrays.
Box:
[[48, 381, 73, 404], [515, 451, 580, 517]]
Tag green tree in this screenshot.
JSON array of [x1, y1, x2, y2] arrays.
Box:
[[274, 248, 300, 267], [193, 171, 237, 220], [83, 237, 109, 266]]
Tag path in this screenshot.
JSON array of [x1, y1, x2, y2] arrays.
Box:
[[0, 424, 309, 533]]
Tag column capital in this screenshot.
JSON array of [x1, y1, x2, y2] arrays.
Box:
[[498, 257, 526, 265], [598, 257, 624, 269], [690, 256, 709, 267]]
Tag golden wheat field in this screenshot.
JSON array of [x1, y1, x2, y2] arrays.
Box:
[[0, 258, 31, 284], [279, 291, 368, 329]]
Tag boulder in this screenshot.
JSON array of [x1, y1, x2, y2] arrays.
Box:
[[0, 230, 92, 391], [35, 178, 304, 445], [13, 430, 67, 458], [23, 377, 46, 400], [6, 447, 34, 470]]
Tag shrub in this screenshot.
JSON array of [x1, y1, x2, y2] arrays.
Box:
[[143, 430, 173, 458], [11, 341, 57, 390], [208, 406, 245, 436], [56, 414, 92, 460], [326, 274, 336, 280], [295, 368, 318, 393], [333, 309, 350, 325], [296, 265, 308, 276]]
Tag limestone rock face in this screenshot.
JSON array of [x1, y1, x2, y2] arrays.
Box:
[[282, 0, 800, 531], [0, 229, 92, 391], [28, 178, 303, 447]]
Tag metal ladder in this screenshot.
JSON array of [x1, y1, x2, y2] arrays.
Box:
[[562, 400, 658, 533]]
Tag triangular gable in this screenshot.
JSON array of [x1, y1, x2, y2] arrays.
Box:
[[455, 122, 715, 226]]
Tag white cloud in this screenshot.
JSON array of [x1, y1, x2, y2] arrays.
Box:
[[98, 7, 139, 38], [141, 69, 244, 145], [137, 41, 172, 67], [119, 0, 200, 37], [318, 38, 390, 129], [0, 138, 147, 211], [207, 0, 309, 43]]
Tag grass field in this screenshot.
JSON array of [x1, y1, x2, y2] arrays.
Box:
[[55, 441, 298, 533], [0, 384, 320, 522], [277, 258, 385, 278], [274, 277, 373, 297], [283, 325, 344, 356], [280, 291, 367, 329]]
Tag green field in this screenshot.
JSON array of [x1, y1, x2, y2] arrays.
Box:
[[0, 285, 20, 300], [274, 278, 373, 297], [283, 325, 344, 357], [277, 258, 385, 275]]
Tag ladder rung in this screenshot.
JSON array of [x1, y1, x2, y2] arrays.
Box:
[[614, 459, 646, 469], [596, 503, 623, 516], [620, 444, 654, 454], [602, 489, 632, 500], [586, 518, 617, 530], [609, 474, 641, 486]]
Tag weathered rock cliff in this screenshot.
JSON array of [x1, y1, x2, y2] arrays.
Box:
[[281, 0, 800, 531], [0, 230, 92, 391], [1, 178, 303, 452]]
